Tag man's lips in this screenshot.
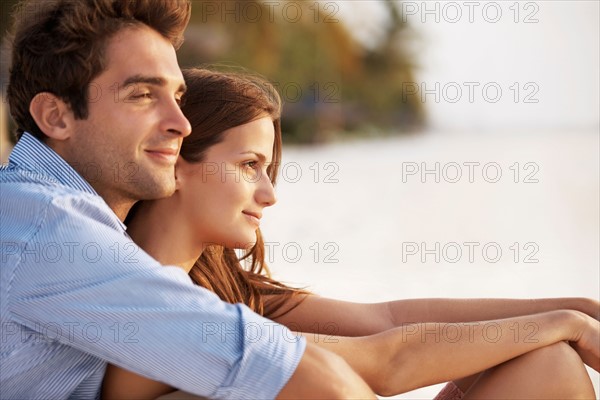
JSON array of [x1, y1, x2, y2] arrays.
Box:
[[145, 148, 179, 164]]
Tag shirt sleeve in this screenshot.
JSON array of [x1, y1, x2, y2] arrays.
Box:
[[7, 193, 306, 399]]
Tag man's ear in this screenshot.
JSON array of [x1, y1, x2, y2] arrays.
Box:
[[29, 92, 74, 140]]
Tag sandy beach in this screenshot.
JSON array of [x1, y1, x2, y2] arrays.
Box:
[[261, 130, 600, 399]]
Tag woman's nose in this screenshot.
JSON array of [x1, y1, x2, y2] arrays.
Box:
[[256, 170, 277, 207]]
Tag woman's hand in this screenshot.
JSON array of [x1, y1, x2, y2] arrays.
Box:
[[579, 297, 600, 321], [569, 311, 600, 372]]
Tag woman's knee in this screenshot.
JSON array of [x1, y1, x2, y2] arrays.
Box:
[[513, 341, 593, 396], [464, 342, 595, 399], [530, 341, 585, 373]]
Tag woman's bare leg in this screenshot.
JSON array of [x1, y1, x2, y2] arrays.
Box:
[[453, 373, 482, 393], [463, 342, 595, 399]]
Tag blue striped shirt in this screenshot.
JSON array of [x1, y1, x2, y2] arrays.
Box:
[[0, 133, 306, 399]]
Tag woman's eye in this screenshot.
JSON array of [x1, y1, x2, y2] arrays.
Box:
[[243, 161, 258, 168]]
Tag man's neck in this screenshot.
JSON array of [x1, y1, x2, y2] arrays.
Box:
[[44, 138, 135, 222], [92, 186, 135, 222], [110, 201, 135, 223]]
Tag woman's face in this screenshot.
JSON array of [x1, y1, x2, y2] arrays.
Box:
[[177, 116, 277, 249]]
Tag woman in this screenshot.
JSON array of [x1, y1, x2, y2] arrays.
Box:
[[103, 68, 599, 399]]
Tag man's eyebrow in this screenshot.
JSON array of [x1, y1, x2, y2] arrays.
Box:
[[122, 75, 187, 93]]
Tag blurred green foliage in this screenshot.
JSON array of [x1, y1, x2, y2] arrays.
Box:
[[1, 0, 425, 144], [181, 0, 424, 142]]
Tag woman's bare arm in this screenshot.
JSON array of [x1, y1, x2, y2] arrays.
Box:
[[299, 309, 599, 396], [271, 295, 600, 337], [385, 297, 600, 324]]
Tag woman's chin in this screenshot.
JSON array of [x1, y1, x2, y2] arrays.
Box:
[[228, 238, 257, 250]]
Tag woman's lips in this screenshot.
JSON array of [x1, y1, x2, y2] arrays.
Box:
[[242, 211, 261, 225]]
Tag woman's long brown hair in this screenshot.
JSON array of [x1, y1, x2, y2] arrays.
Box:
[[178, 68, 307, 318]]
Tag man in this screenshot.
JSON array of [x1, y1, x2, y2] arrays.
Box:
[[0, 1, 374, 398]]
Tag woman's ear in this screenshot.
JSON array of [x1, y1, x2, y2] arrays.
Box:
[[29, 92, 74, 141]]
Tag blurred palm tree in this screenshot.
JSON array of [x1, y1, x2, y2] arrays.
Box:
[[181, 0, 424, 142]]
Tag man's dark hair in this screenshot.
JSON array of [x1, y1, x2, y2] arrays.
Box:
[[6, 0, 191, 140]]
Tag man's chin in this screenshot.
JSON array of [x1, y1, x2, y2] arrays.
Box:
[[149, 185, 176, 200], [134, 177, 176, 200]]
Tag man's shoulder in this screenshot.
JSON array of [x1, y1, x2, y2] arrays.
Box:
[[1, 166, 99, 206], [1, 162, 73, 196], [1, 166, 121, 237]]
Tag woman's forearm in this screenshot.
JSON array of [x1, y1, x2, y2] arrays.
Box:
[[271, 296, 598, 338], [386, 297, 598, 325], [384, 310, 587, 392], [306, 310, 589, 396]]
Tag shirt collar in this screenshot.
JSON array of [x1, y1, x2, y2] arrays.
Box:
[[9, 132, 98, 195], [9, 132, 127, 231]]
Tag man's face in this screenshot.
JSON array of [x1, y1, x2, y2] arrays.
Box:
[[68, 25, 191, 212]]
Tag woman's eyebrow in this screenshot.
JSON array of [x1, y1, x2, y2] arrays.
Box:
[[239, 151, 267, 162]]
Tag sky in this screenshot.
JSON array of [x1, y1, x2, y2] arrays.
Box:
[[330, 0, 599, 132]]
